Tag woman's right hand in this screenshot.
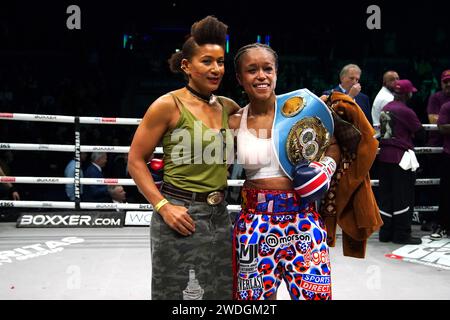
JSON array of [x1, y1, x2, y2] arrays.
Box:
[[158, 203, 195, 236]]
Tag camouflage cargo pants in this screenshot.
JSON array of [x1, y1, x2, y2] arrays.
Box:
[[150, 192, 233, 300]]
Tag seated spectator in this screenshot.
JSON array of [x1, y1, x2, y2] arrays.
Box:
[[84, 152, 127, 203], [83, 152, 111, 202], [64, 152, 87, 201], [108, 185, 127, 204]]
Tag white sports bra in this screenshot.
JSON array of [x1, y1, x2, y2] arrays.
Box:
[[236, 105, 286, 180]]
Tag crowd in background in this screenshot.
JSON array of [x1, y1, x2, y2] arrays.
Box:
[[1, 9, 449, 228]]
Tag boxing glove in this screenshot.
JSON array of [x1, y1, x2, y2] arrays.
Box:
[[293, 156, 336, 203], [147, 158, 164, 189]]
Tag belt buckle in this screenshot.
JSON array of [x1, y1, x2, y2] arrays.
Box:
[[206, 191, 223, 206]]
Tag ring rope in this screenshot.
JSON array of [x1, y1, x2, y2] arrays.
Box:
[[0, 143, 163, 154], [0, 112, 141, 125], [0, 112, 442, 215], [1, 112, 440, 130], [0, 200, 151, 210], [0, 143, 443, 155], [0, 176, 439, 186], [0, 200, 437, 213], [0, 176, 245, 186]]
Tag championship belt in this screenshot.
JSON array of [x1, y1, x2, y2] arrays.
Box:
[[272, 89, 334, 179]]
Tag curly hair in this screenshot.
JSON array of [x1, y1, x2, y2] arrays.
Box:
[[168, 16, 228, 74]]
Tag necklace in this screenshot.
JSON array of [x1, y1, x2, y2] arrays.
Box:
[[186, 85, 217, 105]]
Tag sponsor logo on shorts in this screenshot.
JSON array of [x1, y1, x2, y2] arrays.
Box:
[[0, 143, 11, 149], [311, 250, 330, 265], [265, 233, 311, 248], [0, 113, 14, 118], [0, 177, 16, 183], [303, 248, 312, 267], [300, 274, 331, 293], [239, 243, 258, 263], [302, 274, 331, 284], [237, 274, 263, 291], [239, 263, 258, 274], [239, 243, 258, 274]]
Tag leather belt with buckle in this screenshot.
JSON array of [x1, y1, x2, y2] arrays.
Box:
[[161, 183, 224, 206], [205, 191, 224, 206]]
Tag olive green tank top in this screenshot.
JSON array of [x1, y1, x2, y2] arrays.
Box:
[[162, 94, 229, 192]]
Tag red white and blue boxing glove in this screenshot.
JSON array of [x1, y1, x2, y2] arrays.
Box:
[[293, 156, 337, 203], [147, 158, 164, 189]]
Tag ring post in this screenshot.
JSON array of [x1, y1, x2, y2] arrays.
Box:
[[74, 116, 81, 210]]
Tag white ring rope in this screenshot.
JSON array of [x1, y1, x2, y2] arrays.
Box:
[[410, 147, 444, 154], [370, 178, 440, 186], [0, 112, 442, 214], [421, 124, 439, 131], [0, 200, 437, 213], [0, 143, 164, 154], [0, 112, 141, 125], [0, 112, 440, 130], [0, 143, 444, 155], [0, 176, 440, 186], [0, 200, 152, 210], [0, 176, 244, 187], [0, 143, 75, 152], [0, 177, 136, 185], [414, 206, 439, 212]]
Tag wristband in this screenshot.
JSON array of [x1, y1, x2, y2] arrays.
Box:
[[310, 156, 336, 180], [321, 156, 337, 177], [154, 198, 169, 212]]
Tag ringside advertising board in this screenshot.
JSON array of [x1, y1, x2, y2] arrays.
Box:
[[16, 211, 125, 228]]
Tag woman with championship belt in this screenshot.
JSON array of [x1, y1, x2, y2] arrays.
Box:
[[229, 43, 340, 300]]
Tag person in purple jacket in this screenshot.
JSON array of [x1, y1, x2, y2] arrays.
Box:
[[430, 101, 450, 239], [426, 69, 450, 147], [377, 79, 426, 244], [423, 70, 450, 231]]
